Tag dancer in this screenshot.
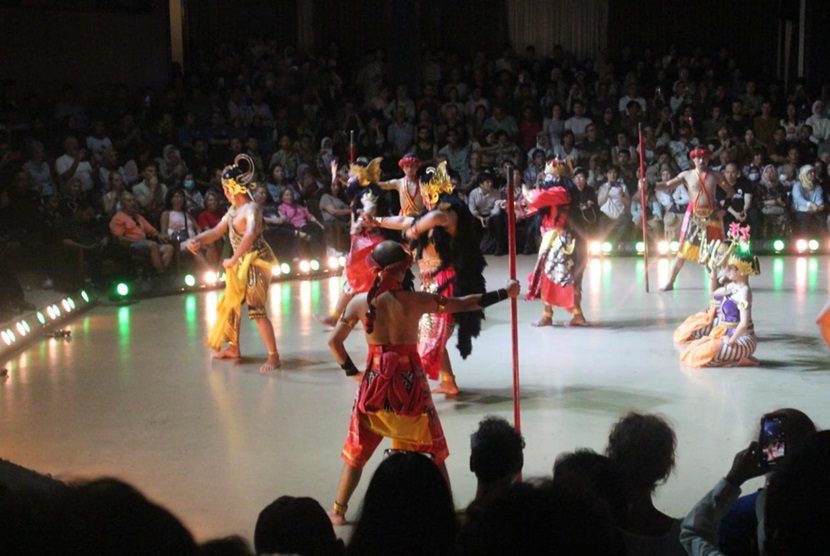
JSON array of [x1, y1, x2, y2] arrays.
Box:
[[184, 154, 281, 372], [525, 158, 586, 327], [370, 162, 486, 396], [680, 233, 760, 367], [327, 240, 520, 524], [643, 147, 734, 291], [377, 152, 424, 216], [315, 157, 392, 327]]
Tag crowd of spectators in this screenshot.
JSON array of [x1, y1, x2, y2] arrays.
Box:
[[2, 410, 827, 555], [5, 39, 830, 305]]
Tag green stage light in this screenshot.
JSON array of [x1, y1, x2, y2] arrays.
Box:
[[310, 259, 320, 271], [635, 241, 645, 254], [81, 290, 90, 303], [36, 312, 46, 325], [280, 262, 291, 275], [808, 239, 819, 251], [772, 239, 785, 251], [601, 242, 613, 254], [116, 282, 130, 297], [184, 274, 196, 287]]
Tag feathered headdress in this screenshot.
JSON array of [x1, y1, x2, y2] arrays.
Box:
[[222, 154, 255, 196], [726, 223, 760, 276], [544, 157, 573, 179], [349, 157, 383, 186], [420, 161, 454, 206]]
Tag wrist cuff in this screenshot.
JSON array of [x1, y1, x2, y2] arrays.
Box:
[[340, 356, 359, 376], [480, 288, 508, 308]]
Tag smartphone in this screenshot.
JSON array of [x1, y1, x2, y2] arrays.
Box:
[[758, 414, 787, 468]]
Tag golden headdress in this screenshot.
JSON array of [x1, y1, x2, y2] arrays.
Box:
[[222, 154, 256, 196], [349, 157, 383, 186], [420, 161, 454, 206]]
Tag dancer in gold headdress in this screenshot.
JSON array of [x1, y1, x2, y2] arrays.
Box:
[[185, 154, 281, 372]]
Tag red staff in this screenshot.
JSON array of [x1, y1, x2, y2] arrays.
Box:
[[349, 130, 356, 164], [505, 165, 522, 434], [638, 123, 650, 292]]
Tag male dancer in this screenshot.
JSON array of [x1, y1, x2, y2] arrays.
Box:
[[643, 147, 734, 291], [327, 240, 519, 524], [185, 154, 281, 372], [371, 162, 486, 396], [525, 158, 586, 326], [377, 152, 423, 216]]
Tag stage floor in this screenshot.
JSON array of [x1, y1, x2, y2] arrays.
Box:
[[1, 254, 829, 543]]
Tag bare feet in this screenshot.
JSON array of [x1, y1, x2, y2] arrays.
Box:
[[260, 352, 282, 373], [328, 510, 347, 526], [568, 313, 588, 327], [531, 316, 553, 327], [315, 314, 338, 327], [659, 283, 674, 291], [737, 356, 760, 367], [431, 378, 459, 397], [212, 344, 240, 360]]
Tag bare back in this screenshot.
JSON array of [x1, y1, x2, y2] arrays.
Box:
[[352, 290, 441, 345]]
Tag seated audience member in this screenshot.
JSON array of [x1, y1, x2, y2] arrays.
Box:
[[606, 412, 686, 556], [468, 172, 506, 255], [553, 448, 628, 529], [758, 164, 791, 238], [277, 187, 326, 258], [254, 496, 344, 556], [348, 452, 457, 556], [197, 191, 225, 266], [457, 478, 623, 556], [791, 163, 825, 236], [318, 164, 351, 255], [160, 188, 210, 269], [132, 161, 168, 224], [680, 408, 818, 556], [597, 165, 631, 244], [101, 171, 128, 217], [182, 173, 204, 213], [467, 416, 525, 515], [109, 191, 174, 275]]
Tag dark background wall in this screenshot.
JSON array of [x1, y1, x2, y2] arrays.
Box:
[[1, 0, 827, 98]]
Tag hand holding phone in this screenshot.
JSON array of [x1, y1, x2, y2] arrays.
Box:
[[758, 414, 787, 469]]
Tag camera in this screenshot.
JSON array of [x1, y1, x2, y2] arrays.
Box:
[[758, 414, 787, 469]]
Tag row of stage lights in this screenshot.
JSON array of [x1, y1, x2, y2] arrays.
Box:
[[0, 291, 92, 352], [586, 238, 825, 257], [111, 256, 346, 299]]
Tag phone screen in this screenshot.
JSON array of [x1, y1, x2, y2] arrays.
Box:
[[759, 415, 787, 468]]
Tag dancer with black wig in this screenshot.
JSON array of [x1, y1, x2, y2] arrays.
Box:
[[326, 240, 519, 525], [369, 162, 486, 396]]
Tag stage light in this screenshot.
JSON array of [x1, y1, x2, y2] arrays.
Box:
[[51, 304, 61, 318], [116, 282, 130, 297], [657, 241, 669, 255], [184, 274, 196, 287], [280, 262, 291, 275], [61, 299, 72, 312], [327, 256, 340, 270], [16, 322, 27, 336], [635, 241, 645, 254], [669, 241, 679, 253], [81, 290, 90, 303], [310, 259, 320, 271], [795, 239, 808, 252], [67, 298, 76, 309], [204, 270, 218, 285], [808, 239, 819, 251], [299, 260, 311, 273], [772, 239, 785, 252], [37, 311, 46, 325], [1, 330, 11, 346], [601, 242, 613, 254], [271, 265, 281, 276], [46, 306, 56, 320], [589, 241, 602, 256], [338, 256, 347, 267], [22, 320, 30, 333]]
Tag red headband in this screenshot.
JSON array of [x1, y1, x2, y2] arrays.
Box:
[[689, 147, 713, 159], [398, 156, 421, 170]]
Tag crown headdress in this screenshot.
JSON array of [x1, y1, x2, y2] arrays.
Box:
[[222, 154, 255, 196], [544, 157, 573, 179], [725, 223, 760, 276], [349, 157, 382, 186], [420, 161, 454, 206]]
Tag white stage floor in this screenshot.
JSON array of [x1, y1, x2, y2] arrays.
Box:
[[1, 254, 829, 543]]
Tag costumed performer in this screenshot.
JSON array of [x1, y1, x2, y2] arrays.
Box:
[[525, 157, 587, 327], [184, 154, 281, 372], [642, 147, 734, 291], [680, 229, 760, 368], [326, 240, 520, 525], [377, 152, 424, 216], [369, 162, 486, 397]]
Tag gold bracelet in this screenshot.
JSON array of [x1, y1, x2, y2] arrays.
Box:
[[332, 501, 348, 515]]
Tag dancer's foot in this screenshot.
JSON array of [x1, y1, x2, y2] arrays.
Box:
[[531, 316, 553, 327], [431, 377, 459, 397], [659, 282, 674, 291], [315, 314, 338, 327], [568, 313, 588, 327], [737, 355, 760, 367], [260, 352, 282, 373], [212, 344, 240, 360]]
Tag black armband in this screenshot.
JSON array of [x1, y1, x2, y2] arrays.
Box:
[[479, 288, 508, 308], [340, 355, 359, 376]]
